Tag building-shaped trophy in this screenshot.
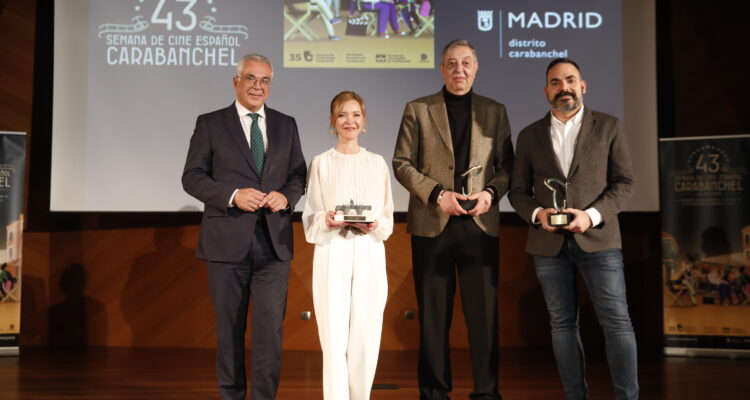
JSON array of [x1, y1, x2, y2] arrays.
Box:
[[334, 199, 373, 223], [544, 178, 571, 226], [459, 165, 482, 211]]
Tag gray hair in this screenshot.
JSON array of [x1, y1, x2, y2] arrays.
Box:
[[441, 39, 478, 64], [235, 53, 273, 77]]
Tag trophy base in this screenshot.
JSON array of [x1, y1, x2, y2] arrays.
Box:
[[549, 213, 572, 227], [458, 199, 477, 211], [334, 214, 374, 224]]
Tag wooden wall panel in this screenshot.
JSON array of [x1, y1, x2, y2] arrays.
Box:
[[0, 0, 35, 135], [20, 219, 659, 350], [23, 227, 217, 348], [17, 231, 49, 345], [22, 223, 522, 350]]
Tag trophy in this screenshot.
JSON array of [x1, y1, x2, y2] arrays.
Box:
[[543, 178, 571, 226], [458, 165, 483, 211], [334, 199, 374, 223]]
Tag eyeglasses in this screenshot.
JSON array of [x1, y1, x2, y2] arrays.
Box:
[[239, 74, 272, 87]]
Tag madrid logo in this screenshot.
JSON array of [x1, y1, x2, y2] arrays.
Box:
[[477, 10, 493, 32]]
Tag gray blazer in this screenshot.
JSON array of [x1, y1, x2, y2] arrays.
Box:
[[509, 107, 634, 256], [393, 91, 514, 238]]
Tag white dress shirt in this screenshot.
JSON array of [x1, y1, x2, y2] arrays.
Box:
[[550, 104, 584, 178], [235, 101, 268, 152], [531, 105, 602, 227]]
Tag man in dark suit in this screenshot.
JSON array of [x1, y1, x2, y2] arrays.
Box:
[[509, 58, 638, 400], [393, 39, 514, 400], [182, 53, 306, 400]]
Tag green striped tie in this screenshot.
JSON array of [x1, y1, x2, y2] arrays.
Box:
[[248, 113, 265, 174]]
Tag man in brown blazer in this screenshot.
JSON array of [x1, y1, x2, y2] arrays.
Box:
[[509, 58, 638, 400], [393, 39, 514, 400]]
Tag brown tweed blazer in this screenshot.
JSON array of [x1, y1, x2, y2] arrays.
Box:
[[393, 90, 514, 238], [509, 107, 635, 256]]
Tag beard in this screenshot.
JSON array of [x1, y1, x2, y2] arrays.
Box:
[[549, 90, 582, 112]]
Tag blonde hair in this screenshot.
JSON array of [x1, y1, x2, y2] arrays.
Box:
[[329, 91, 366, 133]]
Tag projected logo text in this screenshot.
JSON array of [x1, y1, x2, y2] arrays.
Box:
[[99, 0, 248, 67], [507, 11, 602, 29], [478, 9, 604, 59], [477, 10, 493, 32]]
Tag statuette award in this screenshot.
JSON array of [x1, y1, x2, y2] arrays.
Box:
[[458, 165, 483, 211], [544, 178, 571, 226], [334, 199, 374, 223]]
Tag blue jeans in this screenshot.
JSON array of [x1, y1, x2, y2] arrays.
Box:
[[533, 237, 638, 400]]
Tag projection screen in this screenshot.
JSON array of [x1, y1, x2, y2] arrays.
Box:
[[51, 0, 657, 212]]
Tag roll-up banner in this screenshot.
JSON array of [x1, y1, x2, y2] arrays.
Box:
[[0, 131, 26, 357], [659, 135, 750, 357]]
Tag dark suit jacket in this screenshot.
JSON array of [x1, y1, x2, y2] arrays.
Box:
[[509, 107, 634, 256], [393, 90, 514, 238], [182, 102, 307, 262]]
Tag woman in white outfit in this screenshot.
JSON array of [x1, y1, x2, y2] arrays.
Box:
[[302, 91, 394, 400]]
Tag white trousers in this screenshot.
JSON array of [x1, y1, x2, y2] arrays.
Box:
[[313, 232, 388, 400]]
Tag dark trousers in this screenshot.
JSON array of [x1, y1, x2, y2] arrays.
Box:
[[206, 217, 290, 400], [412, 216, 501, 400]]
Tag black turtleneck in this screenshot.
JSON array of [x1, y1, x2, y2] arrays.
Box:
[[443, 86, 472, 193]]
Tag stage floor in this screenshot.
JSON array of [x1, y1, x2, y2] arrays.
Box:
[[1, 347, 748, 399]]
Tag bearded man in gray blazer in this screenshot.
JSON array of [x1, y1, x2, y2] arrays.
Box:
[[183, 53, 306, 400], [393, 39, 514, 400], [509, 58, 638, 400]]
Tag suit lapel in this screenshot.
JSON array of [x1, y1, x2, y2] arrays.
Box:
[[224, 103, 261, 177], [468, 94, 483, 168], [427, 92, 454, 154], [567, 107, 594, 180]]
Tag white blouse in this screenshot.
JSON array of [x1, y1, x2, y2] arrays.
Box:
[[302, 147, 394, 246]]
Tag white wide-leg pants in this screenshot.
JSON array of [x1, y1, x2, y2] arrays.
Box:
[[313, 232, 388, 400]]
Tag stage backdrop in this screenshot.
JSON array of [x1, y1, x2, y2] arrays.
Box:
[[0, 131, 26, 357], [51, 0, 640, 212], [659, 135, 750, 356]]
